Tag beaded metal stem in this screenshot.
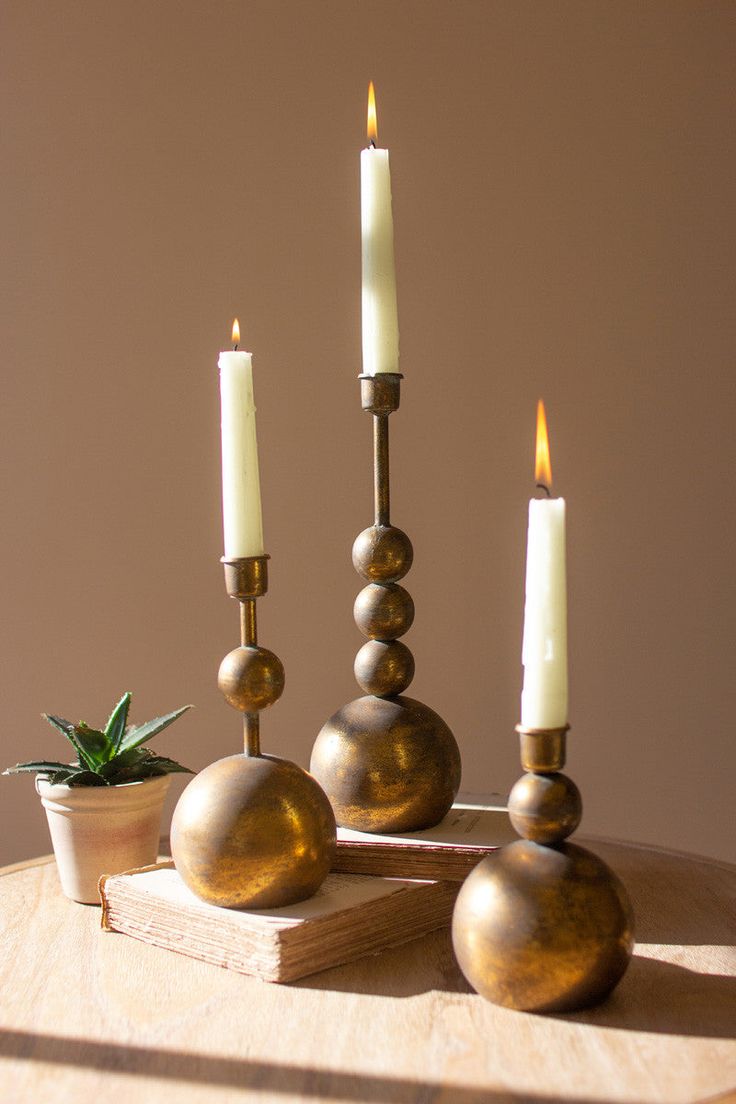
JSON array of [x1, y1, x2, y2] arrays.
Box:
[[310, 373, 461, 834], [219, 555, 283, 757], [170, 553, 336, 910], [452, 723, 635, 1013]]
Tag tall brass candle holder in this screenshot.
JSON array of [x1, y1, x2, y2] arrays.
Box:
[[171, 554, 336, 909], [452, 724, 634, 1013], [310, 373, 461, 833]]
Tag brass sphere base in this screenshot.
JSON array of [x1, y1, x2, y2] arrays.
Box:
[[452, 839, 634, 1013], [171, 754, 337, 910], [310, 694, 461, 834]]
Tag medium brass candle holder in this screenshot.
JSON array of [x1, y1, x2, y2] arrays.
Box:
[[310, 373, 461, 833], [452, 724, 634, 1013], [171, 554, 336, 909]]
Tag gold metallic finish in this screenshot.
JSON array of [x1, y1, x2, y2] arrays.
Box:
[[310, 695, 461, 833], [310, 372, 460, 834], [452, 839, 634, 1013], [516, 724, 568, 773], [359, 372, 402, 416], [171, 754, 337, 909], [507, 771, 582, 844], [360, 373, 402, 526], [217, 646, 285, 713], [243, 714, 260, 758], [354, 639, 415, 697], [452, 721, 634, 1012], [241, 599, 257, 647], [374, 414, 390, 526], [221, 554, 269, 600], [353, 583, 415, 640], [352, 525, 413, 583], [172, 551, 335, 909]]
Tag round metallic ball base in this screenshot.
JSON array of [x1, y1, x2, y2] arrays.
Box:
[[354, 639, 415, 696], [310, 694, 461, 833], [171, 754, 336, 910], [353, 583, 415, 640], [352, 525, 414, 583], [452, 839, 634, 1013], [217, 645, 285, 713], [508, 771, 582, 844]]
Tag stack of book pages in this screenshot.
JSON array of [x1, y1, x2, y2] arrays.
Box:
[[334, 797, 514, 880], [101, 797, 511, 982], [100, 863, 459, 983]]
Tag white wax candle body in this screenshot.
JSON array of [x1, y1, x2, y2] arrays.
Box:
[[219, 350, 264, 559], [361, 147, 399, 375], [520, 498, 568, 728]]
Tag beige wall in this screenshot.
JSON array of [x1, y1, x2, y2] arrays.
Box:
[[2, 1, 734, 867]]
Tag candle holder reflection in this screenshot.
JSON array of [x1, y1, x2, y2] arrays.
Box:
[[451, 724, 634, 1013], [171, 554, 336, 909], [310, 373, 461, 833]]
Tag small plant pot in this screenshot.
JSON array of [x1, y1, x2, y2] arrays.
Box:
[[36, 774, 171, 904]]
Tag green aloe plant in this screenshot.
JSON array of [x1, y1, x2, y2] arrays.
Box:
[[4, 692, 194, 787]]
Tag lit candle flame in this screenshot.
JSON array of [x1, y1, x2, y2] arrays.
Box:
[[367, 81, 378, 145], [231, 318, 240, 349], [535, 399, 552, 490]]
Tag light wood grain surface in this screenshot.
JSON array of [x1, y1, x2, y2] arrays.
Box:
[[1, 840, 735, 1104]]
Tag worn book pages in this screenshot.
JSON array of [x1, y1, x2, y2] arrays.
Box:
[[334, 798, 516, 879], [100, 863, 458, 983]]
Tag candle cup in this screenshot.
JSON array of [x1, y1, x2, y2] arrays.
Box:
[[171, 554, 336, 909], [451, 723, 635, 1013], [310, 374, 461, 833], [516, 723, 568, 773]]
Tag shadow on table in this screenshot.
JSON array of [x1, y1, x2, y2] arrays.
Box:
[[0, 1028, 613, 1104], [295, 927, 472, 997], [299, 932, 736, 1042], [555, 954, 736, 1039]]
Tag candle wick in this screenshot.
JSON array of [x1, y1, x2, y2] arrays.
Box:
[[233, 344, 239, 352], [368, 139, 376, 149], [536, 482, 551, 498]]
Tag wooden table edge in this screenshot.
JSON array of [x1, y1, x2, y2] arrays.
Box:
[[0, 853, 56, 878], [2, 836, 734, 879]]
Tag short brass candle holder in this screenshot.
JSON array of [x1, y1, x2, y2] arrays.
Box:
[[452, 724, 634, 1013], [171, 554, 336, 909], [310, 373, 461, 833]]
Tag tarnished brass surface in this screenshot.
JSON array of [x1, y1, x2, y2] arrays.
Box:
[[310, 695, 461, 833], [352, 525, 413, 583], [508, 771, 582, 844], [353, 583, 415, 640], [171, 754, 337, 909], [310, 370, 460, 834], [217, 645, 285, 713], [516, 725, 568, 773], [452, 839, 634, 1013], [221, 555, 269, 600], [453, 719, 634, 1012], [354, 639, 415, 696], [359, 372, 402, 415]]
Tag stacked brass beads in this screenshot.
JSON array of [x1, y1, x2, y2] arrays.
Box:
[[452, 726, 634, 1013], [310, 374, 461, 834], [172, 555, 336, 910], [352, 525, 415, 695]]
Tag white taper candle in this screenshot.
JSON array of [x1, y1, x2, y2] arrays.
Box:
[[520, 402, 568, 728], [219, 319, 264, 559], [361, 82, 399, 376]]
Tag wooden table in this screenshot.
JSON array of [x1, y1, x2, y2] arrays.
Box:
[[1, 840, 735, 1104]]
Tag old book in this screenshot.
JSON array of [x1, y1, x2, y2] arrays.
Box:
[[100, 862, 458, 984], [333, 797, 516, 880]]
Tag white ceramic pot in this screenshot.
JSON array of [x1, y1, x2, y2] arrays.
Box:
[[36, 774, 171, 904]]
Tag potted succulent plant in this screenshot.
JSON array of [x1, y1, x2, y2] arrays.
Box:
[[4, 692, 193, 903]]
